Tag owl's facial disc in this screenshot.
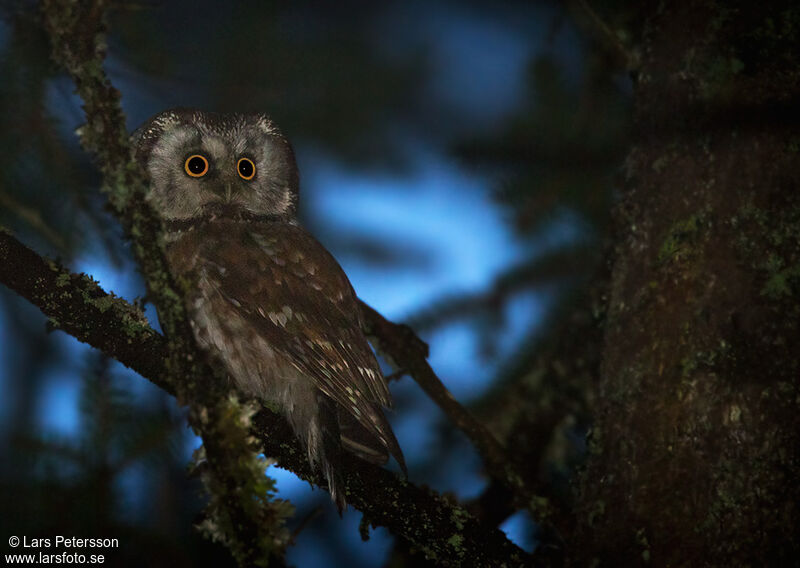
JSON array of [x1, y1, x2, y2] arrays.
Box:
[[141, 111, 299, 222]]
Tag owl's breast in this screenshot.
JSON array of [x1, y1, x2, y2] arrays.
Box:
[[161, 219, 402, 469], [161, 218, 365, 397], [164, 220, 251, 278], [164, 221, 291, 398]]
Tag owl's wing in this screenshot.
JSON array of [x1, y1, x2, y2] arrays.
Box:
[[195, 221, 404, 470]]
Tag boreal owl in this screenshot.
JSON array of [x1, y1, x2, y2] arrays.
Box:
[[132, 108, 405, 508]]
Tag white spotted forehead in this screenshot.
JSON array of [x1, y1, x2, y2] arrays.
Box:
[[150, 112, 283, 156], [193, 112, 280, 138], [138, 110, 280, 138]]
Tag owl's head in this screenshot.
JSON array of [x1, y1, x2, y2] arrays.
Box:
[[132, 108, 299, 221]]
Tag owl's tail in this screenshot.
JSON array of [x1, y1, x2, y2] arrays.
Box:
[[306, 397, 405, 512], [338, 405, 407, 476], [315, 397, 347, 513]]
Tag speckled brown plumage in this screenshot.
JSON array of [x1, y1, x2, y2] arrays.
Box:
[[132, 109, 405, 508]]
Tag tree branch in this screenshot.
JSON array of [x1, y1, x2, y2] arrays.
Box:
[[360, 302, 552, 522], [0, 227, 170, 389], [404, 246, 596, 332], [0, 228, 532, 566], [567, 0, 639, 71]]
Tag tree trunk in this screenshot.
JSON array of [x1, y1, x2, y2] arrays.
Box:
[[574, 3, 800, 565]]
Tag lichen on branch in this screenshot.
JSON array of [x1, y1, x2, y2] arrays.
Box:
[[41, 0, 294, 564]]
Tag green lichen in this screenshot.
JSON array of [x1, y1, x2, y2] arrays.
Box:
[[450, 506, 469, 531], [657, 214, 704, 265], [734, 205, 800, 301], [358, 515, 372, 542], [760, 254, 800, 299], [651, 155, 669, 173], [587, 499, 606, 527], [92, 295, 115, 313], [698, 55, 745, 100], [636, 528, 651, 564], [447, 533, 465, 558], [679, 339, 732, 381], [194, 394, 294, 567]]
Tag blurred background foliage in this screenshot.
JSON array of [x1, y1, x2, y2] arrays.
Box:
[[0, 1, 630, 566]]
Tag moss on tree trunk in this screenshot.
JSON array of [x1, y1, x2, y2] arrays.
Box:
[[574, 2, 800, 565]]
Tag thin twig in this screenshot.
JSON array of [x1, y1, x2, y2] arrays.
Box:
[[570, 0, 639, 71], [0, 188, 69, 254], [359, 301, 553, 523]]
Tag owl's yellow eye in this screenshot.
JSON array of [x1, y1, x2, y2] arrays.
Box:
[[237, 157, 256, 180], [184, 155, 209, 177]]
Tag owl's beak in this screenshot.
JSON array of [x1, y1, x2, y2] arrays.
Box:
[[211, 182, 237, 203], [203, 183, 244, 218]]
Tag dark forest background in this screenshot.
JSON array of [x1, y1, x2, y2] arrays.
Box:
[[1, 1, 797, 566]]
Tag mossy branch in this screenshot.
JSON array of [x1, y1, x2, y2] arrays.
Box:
[[0, 229, 533, 566], [41, 1, 292, 564]]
